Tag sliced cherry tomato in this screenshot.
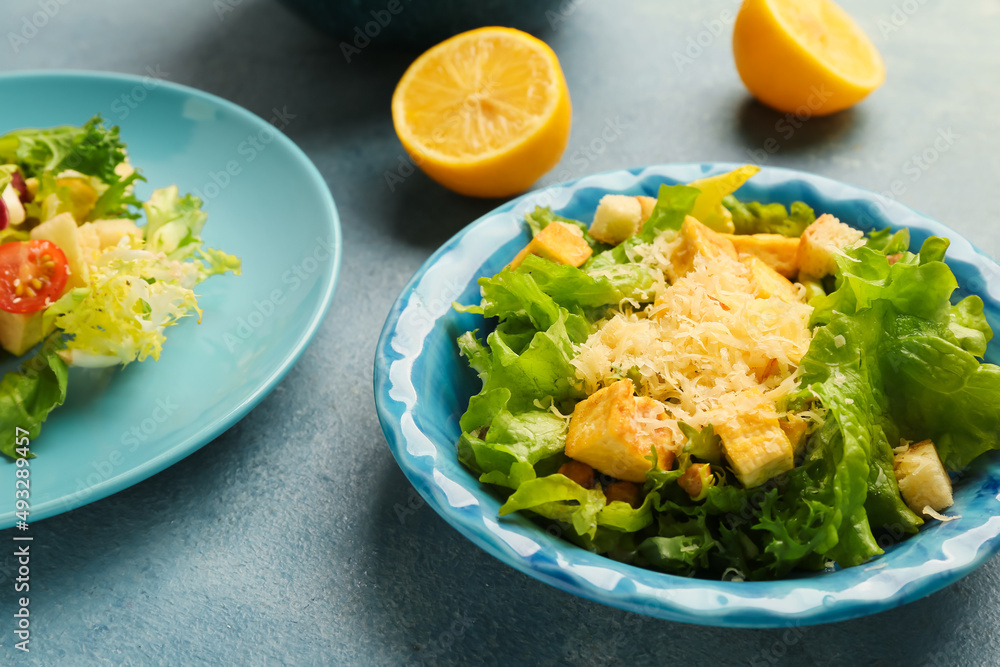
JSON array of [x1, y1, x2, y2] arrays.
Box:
[[0, 240, 69, 314]]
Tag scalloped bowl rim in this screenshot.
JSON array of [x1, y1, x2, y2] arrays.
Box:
[[373, 163, 1000, 628]]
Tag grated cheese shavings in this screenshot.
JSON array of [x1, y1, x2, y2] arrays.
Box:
[[572, 239, 814, 438], [923, 506, 961, 522]]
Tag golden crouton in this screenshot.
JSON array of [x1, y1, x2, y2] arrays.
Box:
[[797, 213, 864, 278], [603, 481, 641, 507], [743, 255, 802, 304], [508, 221, 593, 269], [589, 194, 643, 245], [565, 379, 676, 483], [557, 460, 595, 489], [714, 391, 794, 488], [635, 195, 657, 224], [678, 463, 711, 499], [894, 440, 954, 518], [725, 233, 800, 278]]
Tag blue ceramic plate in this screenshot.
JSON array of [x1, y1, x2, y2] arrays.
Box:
[[374, 163, 1000, 628], [0, 71, 340, 528]]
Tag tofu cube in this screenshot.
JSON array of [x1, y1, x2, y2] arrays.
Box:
[[667, 216, 739, 281], [743, 255, 802, 304], [797, 213, 864, 278], [565, 379, 676, 482], [589, 194, 642, 245], [715, 393, 794, 488], [30, 212, 89, 289], [508, 221, 593, 270], [724, 233, 800, 278], [0, 310, 45, 356], [894, 440, 954, 517]]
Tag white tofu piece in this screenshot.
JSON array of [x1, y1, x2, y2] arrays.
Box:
[[894, 440, 954, 518]]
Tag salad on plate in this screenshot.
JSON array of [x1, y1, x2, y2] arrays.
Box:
[[0, 116, 240, 459], [453, 165, 1000, 580]]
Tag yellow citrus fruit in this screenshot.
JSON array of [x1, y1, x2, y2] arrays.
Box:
[[391, 26, 572, 199], [732, 0, 885, 116]]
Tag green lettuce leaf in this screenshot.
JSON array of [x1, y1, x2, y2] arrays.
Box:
[[499, 474, 607, 539], [89, 169, 145, 221], [515, 254, 653, 311], [723, 196, 815, 237], [0, 336, 68, 459], [0, 116, 128, 183], [458, 407, 567, 480], [639, 184, 701, 241], [785, 235, 1000, 568]]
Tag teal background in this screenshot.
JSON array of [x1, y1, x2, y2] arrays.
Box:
[[2, 0, 1000, 664]]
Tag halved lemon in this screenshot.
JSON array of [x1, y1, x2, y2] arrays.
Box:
[[733, 0, 885, 116], [391, 27, 572, 198]]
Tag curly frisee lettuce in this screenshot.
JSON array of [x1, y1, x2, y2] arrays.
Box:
[[0, 118, 240, 458]]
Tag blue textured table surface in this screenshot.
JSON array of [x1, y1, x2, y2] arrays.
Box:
[[2, 0, 1000, 665]]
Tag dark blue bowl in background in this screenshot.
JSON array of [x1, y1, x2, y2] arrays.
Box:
[[281, 0, 570, 50]]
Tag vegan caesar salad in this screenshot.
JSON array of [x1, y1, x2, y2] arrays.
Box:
[[453, 165, 1000, 581], [0, 116, 240, 459]]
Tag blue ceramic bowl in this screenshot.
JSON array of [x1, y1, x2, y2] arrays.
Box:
[[281, 0, 568, 50], [374, 163, 1000, 627]]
